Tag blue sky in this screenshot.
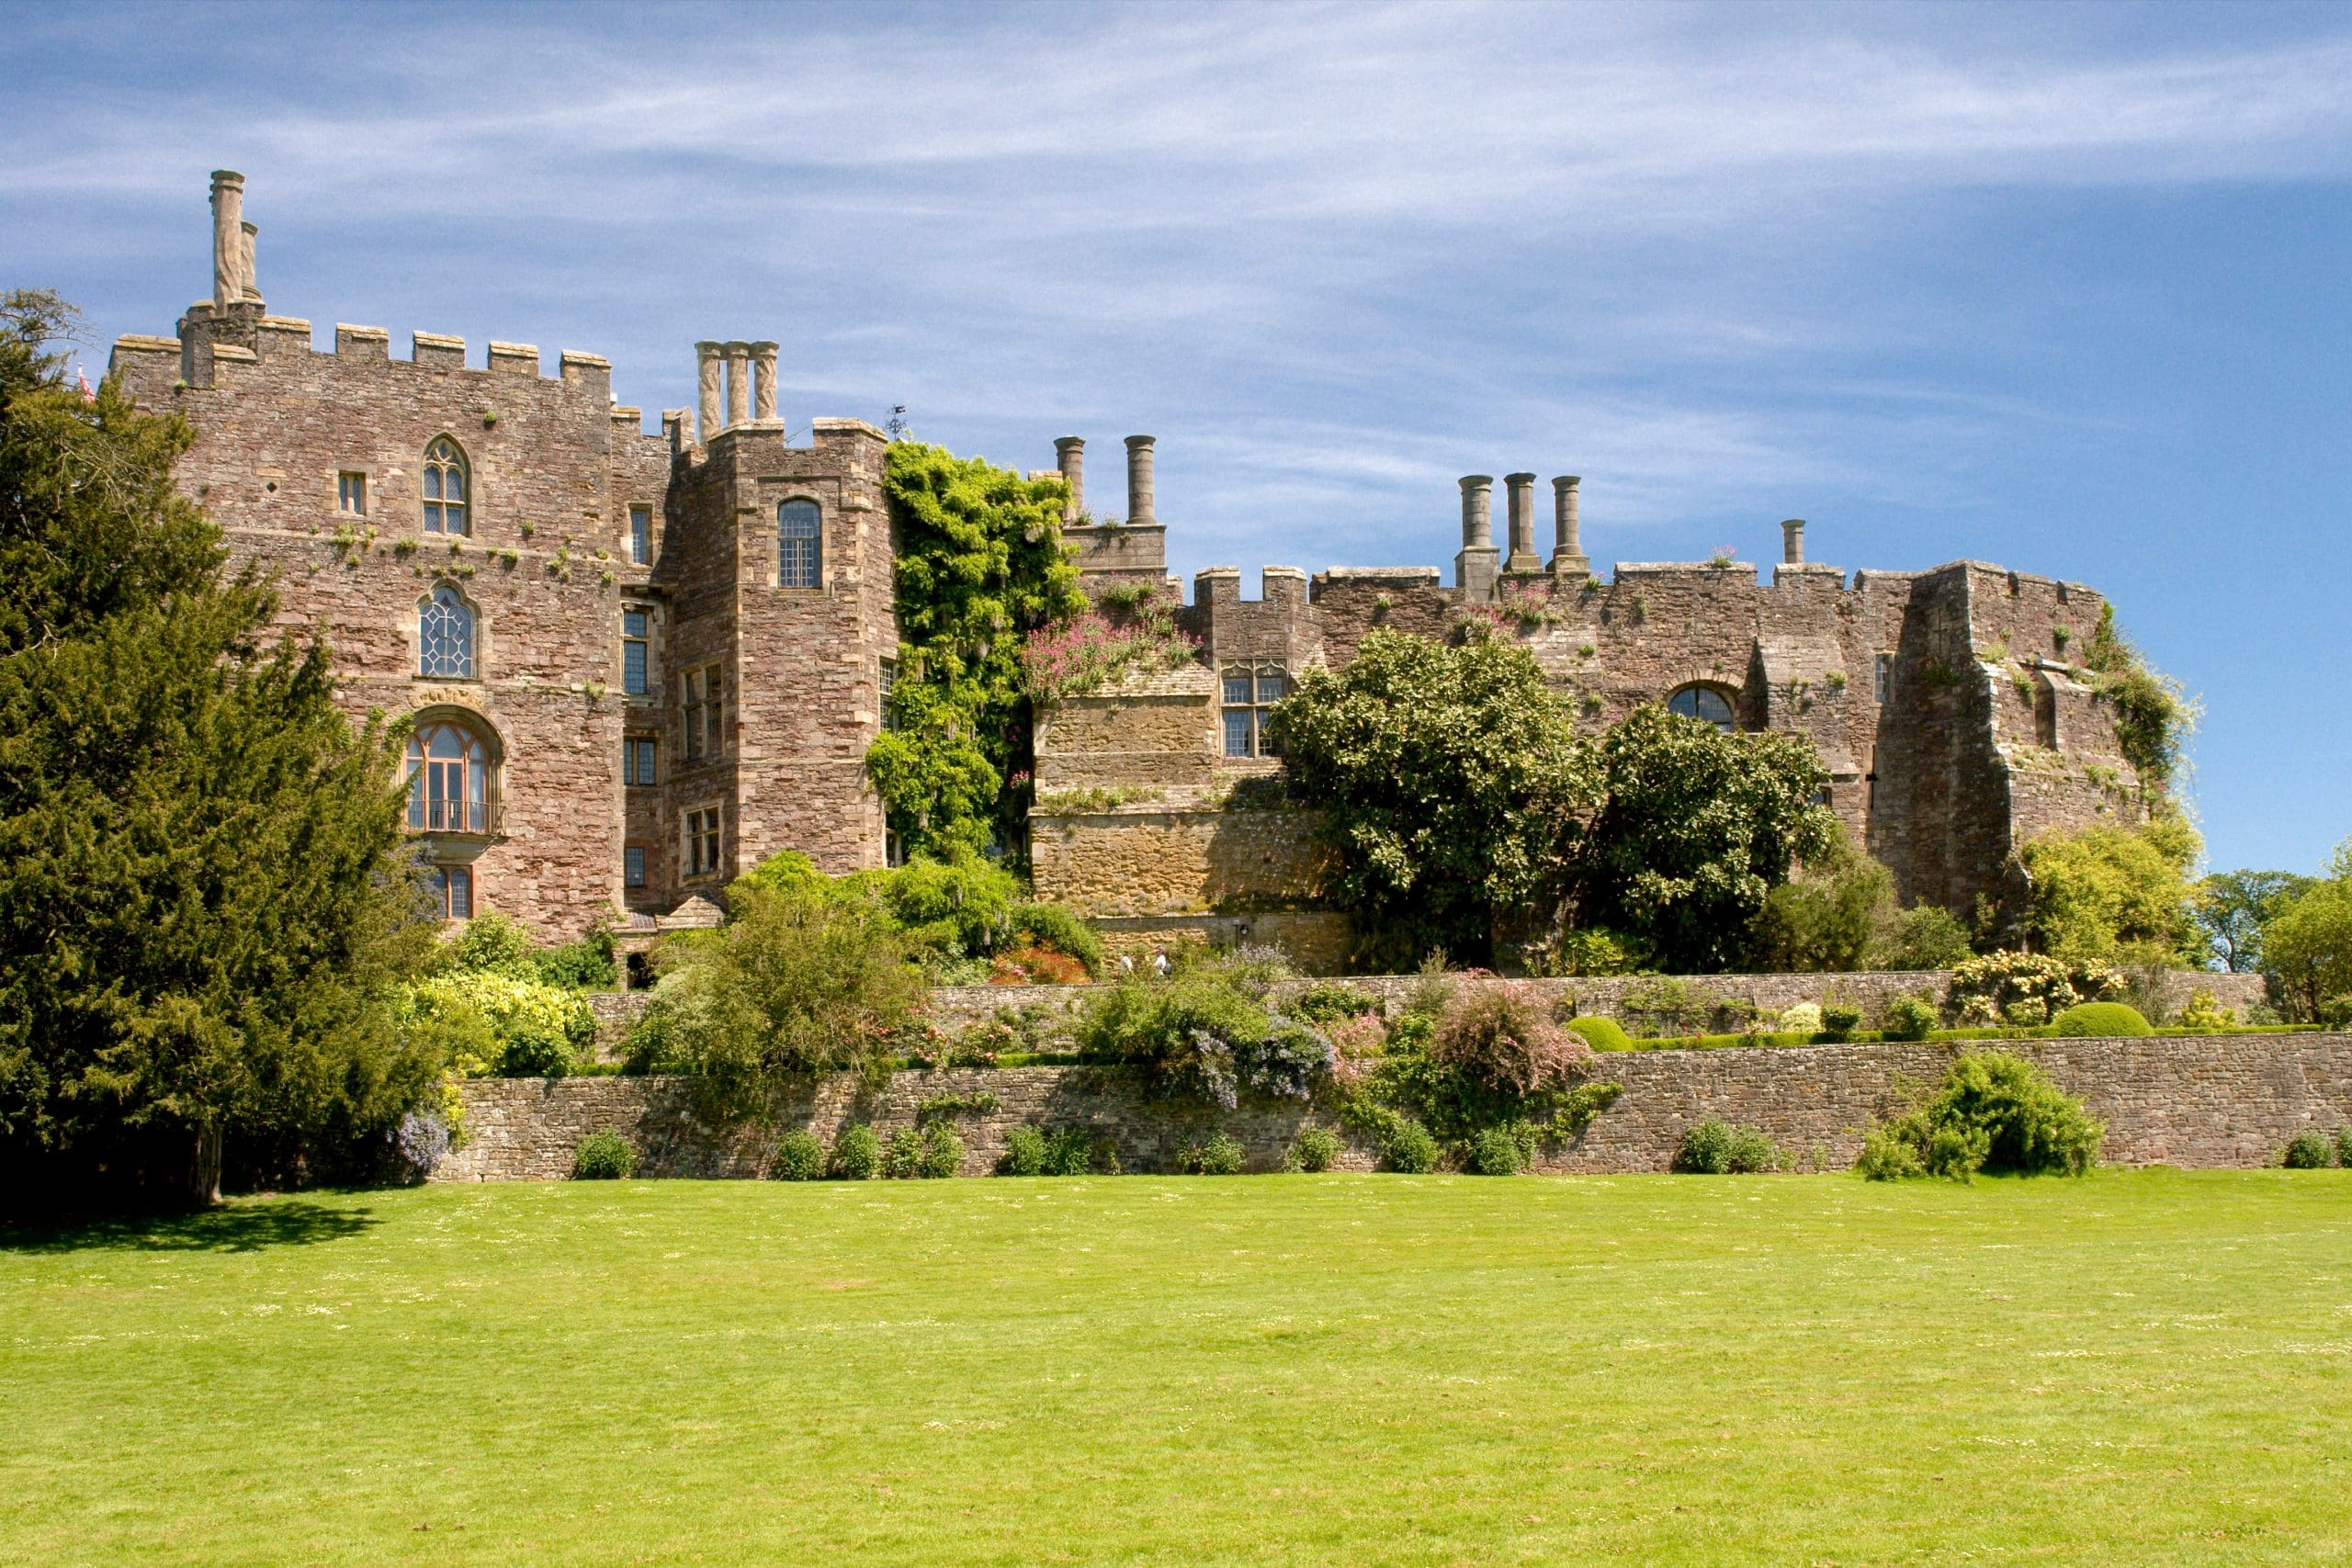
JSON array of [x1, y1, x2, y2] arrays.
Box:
[[6, 0, 2347, 874]]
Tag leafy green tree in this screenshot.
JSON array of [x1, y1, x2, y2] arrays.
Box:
[[2196, 869, 2313, 974], [1572, 705, 1835, 973], [1264, 629, 1597, 966], [1747, 830, 1893, 972], [866, 443, 1085, 862], [2261, 848, 2352, 1021], [0, 290, 439, 1208], [2019, 817, 2202, 965], [634, 881, 928, 1123]]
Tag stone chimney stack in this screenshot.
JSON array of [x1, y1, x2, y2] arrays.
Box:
[[1781, 518, 1805, 566], [1125, 434, 1157, 526], [1503, 471, 1542, 572], [1055, 436, 1085, 522], [1455, 474, 1499, 601], [239, 220, 262, 304], [723, 342, 752, 430], [695, 342, 722, 442], [1550, 475, 1589, 578], [662, 409, 690, 459], [751, 341, 779, 425], [209, 170, 247, 309]]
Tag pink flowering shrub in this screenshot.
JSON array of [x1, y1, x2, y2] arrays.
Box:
[[1020, 608, 1200, 699]]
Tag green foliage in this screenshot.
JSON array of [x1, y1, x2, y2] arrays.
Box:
[[1008, 901, 1104, 977], [1882, 995, 1939, 1043], [831, 1124, 882, 1179], [2341, 1127, 2352, 1168], [0, 290, 444, 1204], [1363, 1111, 1440, 1173], [840, 852, 1021, 964], [1549, 927, 1647, 976], [447, 911, 534, 976], [1339, 983, 1612, 1170], [1749, 832, 1892, 973], [2052, 1001, 2154, 1037], [570, 1128, 636, 1180], [868, 442, 1087, 862], [2260, 862, 2352, 1022], [1777, 1002, 1823, 1035], [1287, 1126, 1344, 1172], [635, 883, 928, 1123], [771, 1130, 826, 1181], [2195, 869, 2312, 974], [1001, 1124, 1046, 1175], [912, 1123, 963, 1179], [1267, 629, 1595, 965], [1470, 1122, 1535, 1175], [2175, 989, 2231, 1031], [1574, 704, 1837, 973], [1818, 1003, 1863, 1042], [1858, 1052, 2102, 1180], [405, 970, 594, 1077], [1565, 1015, 1634, 1053], [883, 1126, 924, 1179], [1673, 1120, 1783, 1174], [732, 848, 1100, 978], [1947, 951, 2124, 1028], [1041, 1125, 1102, 1176], [530, 920, 618, 990], [2279, 1131, 2335, 1170], [2021, 818, 2203, 965], [1288, 982, 1381, 1025], [1871, 903, 1974, 971], [2083, 604, 2193, 791], [1180, 1132, 1247, 1175], [1072, 959, 1333, 1109]]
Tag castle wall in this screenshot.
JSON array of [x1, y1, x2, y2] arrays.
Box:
[[111, 319, 638, 939]]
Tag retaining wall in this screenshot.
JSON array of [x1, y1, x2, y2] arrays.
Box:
[[588, 968, 2270, 1055], [440, 1031, 2352, 1183]]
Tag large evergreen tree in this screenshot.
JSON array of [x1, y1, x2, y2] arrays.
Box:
[[0, 291, 440, 1210]]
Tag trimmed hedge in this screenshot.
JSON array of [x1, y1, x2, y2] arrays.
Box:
[[2052, 1001, 2154, 1038]]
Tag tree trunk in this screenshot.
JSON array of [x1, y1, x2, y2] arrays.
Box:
[[191, 1119, 223, 1207]]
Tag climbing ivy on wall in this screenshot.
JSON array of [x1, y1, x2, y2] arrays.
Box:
[[2083, 604, 2193, 794], [865, 442, 1086, 864]]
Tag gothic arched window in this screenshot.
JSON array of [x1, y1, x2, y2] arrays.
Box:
[[406, 718, 492, 833], [778, 499, 821, 589], [424, 436, 469, 535], [1667, 684, 1737, 734], [418, 585, 475, 679]]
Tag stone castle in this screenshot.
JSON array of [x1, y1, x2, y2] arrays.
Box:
[[107, 174, 2151, 970]]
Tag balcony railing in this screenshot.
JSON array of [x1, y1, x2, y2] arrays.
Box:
[[407, 799, 503, 836]]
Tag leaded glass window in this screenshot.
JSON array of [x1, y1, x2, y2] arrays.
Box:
[[423, 437, 469, 535], [778, 499, 820, 589], [419, 586, 474, 679]]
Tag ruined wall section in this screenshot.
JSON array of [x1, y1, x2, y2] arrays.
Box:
[[109, 321, 628, 938]]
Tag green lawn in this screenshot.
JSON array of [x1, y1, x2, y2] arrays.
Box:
[[5, 1171, 2348, 1566]]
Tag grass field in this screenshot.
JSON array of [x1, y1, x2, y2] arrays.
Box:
[[6, 1170, 2349, 1565]]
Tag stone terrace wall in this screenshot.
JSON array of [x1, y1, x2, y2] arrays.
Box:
[[582, 968, 2269, 1057], [441, 1032, 2352, 1182], [922, 967, 2270, 1032]]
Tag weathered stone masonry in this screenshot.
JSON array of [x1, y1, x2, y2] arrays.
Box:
[[439, 1032, 2352, 1181], [111, 174, 2154, 959]]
